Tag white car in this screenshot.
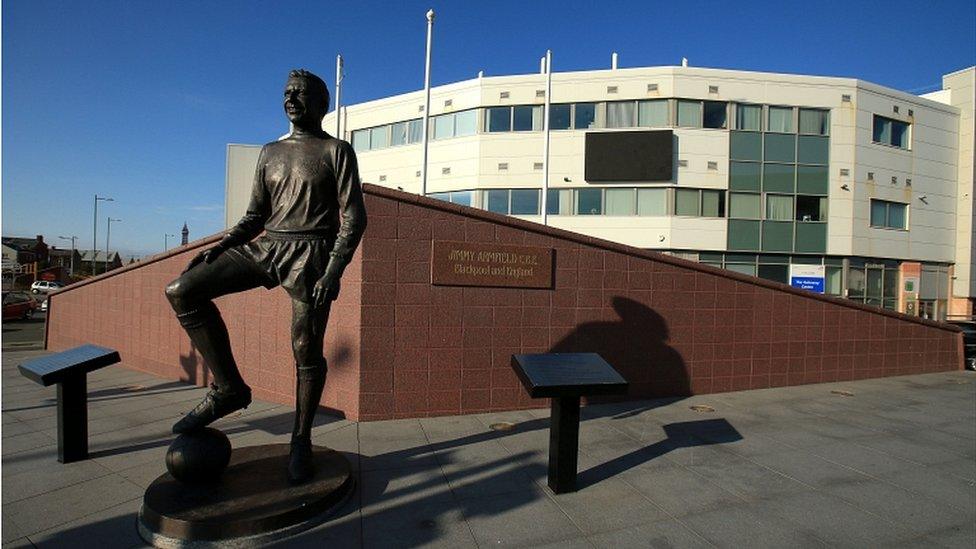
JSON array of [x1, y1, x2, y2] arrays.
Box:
[[30, 280, 64, 294]]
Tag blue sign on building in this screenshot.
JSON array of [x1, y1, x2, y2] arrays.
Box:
[[791, 276, 825, 293]]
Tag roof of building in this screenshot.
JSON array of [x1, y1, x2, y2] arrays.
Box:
[[79, 250, 121, 263], [1, 236, 45, 251]]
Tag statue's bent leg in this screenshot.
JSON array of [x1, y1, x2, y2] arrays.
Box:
[[287, 298, 331, 483], [165, 252, 267, 433]]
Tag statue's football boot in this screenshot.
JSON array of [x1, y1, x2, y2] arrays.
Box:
[[172, 383, 252, 434]]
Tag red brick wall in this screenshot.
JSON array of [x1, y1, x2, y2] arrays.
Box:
[[356, 186, 962, 420], [45, 184, 962, 422], [46, 236, 363, 419]]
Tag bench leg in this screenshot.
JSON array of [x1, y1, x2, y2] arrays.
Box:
[[548, 395, 580, 494], [57, 373, 88, 463]]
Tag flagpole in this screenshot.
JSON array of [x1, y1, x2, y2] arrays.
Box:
[[420, 8, 435, 197], [541, 50, 552, 226], [334, 54, 344, 139]]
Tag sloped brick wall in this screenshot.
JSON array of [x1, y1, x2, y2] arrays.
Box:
[[45, 183, 961, 422], [357, 185, 962, 420]]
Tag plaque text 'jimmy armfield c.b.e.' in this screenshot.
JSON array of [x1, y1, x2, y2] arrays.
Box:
[[431, 241, 554, 289]]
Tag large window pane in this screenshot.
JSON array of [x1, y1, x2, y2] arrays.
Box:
[[638, 100, 668, 127], [764, 133, 796, 162], [487, 107, 511, 132], [730, 193, 761, 219], [606, 101, 636, 128], [797, 136, 829, 165], [513, 105, 542, 131], [730, 131, 762, 161], [605, 189, 635, 215], [768, 106, 794, 133], [486, 190, 509, 214], [726, 263, 757, 276], [870, 200, 887, 227], [429, 192, 450, 202], [637, 188, 667, 215], [703, 101, 728, 129], [890, 120, 909, 148], [576, 189, 603, 215], [825, 266, 843, 295], [730, 162, 761, 191], [676, 100, 702, 127], [450, 191, 472, 207], [391, 121, 408, 146], [455, 110, 477, 136], [766, 195, 794, 221], [758, 264, 789, 283], [351, 129, 369, 152], [872, 116, 891, 144], [736, 104, 762, 131], [674, 189, 700, 216], [701, 190, 725, 217], [574, 103, 596, 129], [763, 163, 795, 193], [848, 267, 866, 299], [799, 108, 829, 135], [797, 165, 829, 195], [796, 195, 827, 222], [888, 202, 907, 229], [550, 104, 571, 130], [510, 189, 540, 215], [883, 269, 899, 298], [433, 114, 453, 140], [408, 119, 423, 143]]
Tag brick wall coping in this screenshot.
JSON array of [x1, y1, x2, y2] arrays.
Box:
[[47, 183, 959, 335], [361, 184, 961, 335]]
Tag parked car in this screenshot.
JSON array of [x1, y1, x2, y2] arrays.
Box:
[[947, 320, 976, 371], [2, 291, 39, 321], [30, 280, 63, 294]]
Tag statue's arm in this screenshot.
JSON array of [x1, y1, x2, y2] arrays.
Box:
[[313, 141, 368, 305]]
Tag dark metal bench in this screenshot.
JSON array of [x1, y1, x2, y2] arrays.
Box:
[[511, 353, 628, 493], [18, 344, 121, 463]]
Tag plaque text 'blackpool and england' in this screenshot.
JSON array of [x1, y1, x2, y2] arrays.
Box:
[[431, 241, 554, 289]]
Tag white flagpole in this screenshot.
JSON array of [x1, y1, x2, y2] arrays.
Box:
[[541, 50, 552, 226], [334, 54, 344, 139], [420, 9, 435, 197]]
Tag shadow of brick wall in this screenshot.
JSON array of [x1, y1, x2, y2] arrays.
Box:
[[46, 235, 363, 420]]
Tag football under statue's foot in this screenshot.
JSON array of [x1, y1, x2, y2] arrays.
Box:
[[287, 438, 316, 484], [172, 383, 252, 434]]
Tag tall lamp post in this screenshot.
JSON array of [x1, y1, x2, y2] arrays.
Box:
[[58, 235, 78, 276], [93, 194, 114, 275], [164, 234, 175, 251], [105, 218, 121, 274]]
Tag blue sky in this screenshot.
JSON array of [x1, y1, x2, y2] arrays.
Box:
[[3, 0, 974, 257]]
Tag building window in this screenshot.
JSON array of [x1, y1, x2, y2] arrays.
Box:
[[796, 195, 827, 222], [765, 195, 794, 221], [429, 190, 474, 207], [513, 105, 543, 131], [869, 199, 908, 229], [510, 189, 540, 215], [432, 113, 454, 140], [701, 190, 725, 217], [799, 108, 829, 136], [576, 189, 603, 215], [351, 129, 370, 152], [638, 100, 669, 127], [674, 189, 725, 217], [574, 103, 596, 129], [455, 110, 477, 136], [703, 101, 728, 129], [605, 188, 636, 215], [736, 104, 762, 131], [370, 126, 389, 149], [546, 189, 573, 215], [486, 189, 509, 214], [606, 101, 637, 128], [550, 104, 571, 130], [872, 115, 910, 149], [674, 189, 699, 216], [487, 107, 512, 132], [676, 100, 702, 128], [729, 193, 761, 219], [637, 188, 668, 216], [767, 106, 794, 133]]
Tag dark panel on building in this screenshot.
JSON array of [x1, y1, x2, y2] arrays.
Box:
[[585, 130, 673, 182]]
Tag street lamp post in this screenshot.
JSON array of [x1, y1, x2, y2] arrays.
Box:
[[105, 218, 121, 274], [58, 235, 78, 276], [93, 194, 114, 275], [164, 234, 175, 251]]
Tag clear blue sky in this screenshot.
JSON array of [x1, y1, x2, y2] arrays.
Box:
[[3, 0, 974, 257]]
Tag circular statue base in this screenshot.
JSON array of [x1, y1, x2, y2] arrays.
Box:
[[138, 444, 353, 548]]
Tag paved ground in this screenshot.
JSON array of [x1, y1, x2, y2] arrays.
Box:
[[2, 349, 974, 548]]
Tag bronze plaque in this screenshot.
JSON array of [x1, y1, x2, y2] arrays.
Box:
[[431, 241, 554, 289]]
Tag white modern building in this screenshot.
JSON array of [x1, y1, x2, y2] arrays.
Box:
[[226, 64, 975, 320]]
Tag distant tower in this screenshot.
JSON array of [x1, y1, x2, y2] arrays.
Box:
[[181, 222, 189, 246]]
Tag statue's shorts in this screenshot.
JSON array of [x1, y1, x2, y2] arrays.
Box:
[[225, 230, 337, 304]]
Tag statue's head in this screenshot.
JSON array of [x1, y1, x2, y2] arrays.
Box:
[[284, 69, 330, 127]]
